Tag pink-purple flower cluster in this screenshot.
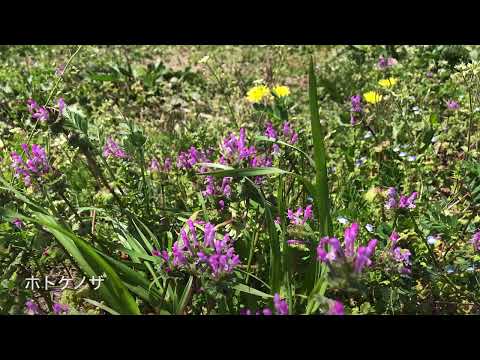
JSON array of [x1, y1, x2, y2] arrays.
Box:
[[384, 187, 418, 210], [389, 232, 412, 274], [12, 218, 24, 229], [327, 300, 345, 315], [25, 299, 40, 315], [446, 100, 460, 111], [240, 293, 288, 315], [103, 137, 128, 159], [377, 56, 398, 69], [11, 144, 50, 187], [27, 99, 49, 122], [317, 223, 377, 273], [287, 205, 313, 226], [220, 128, 257, 165], [176, 147, 210, 170], [52, 302, 69, 315], [154, 220, 240, 280], [350, 95, 363, 125], [202, 176, 232, 198], [149, 158, 172, 173]]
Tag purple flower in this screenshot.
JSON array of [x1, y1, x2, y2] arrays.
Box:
[[282, 121, 298, 145], [55, 64, 65, 77], [163, 158, 172, 172], [303, 205, 313, 221], [27, 99, 38, 113], [351, 95, 362, 113], [390, 231, 400, 249], [471, 231, 480, 251], [327, 300, 344, 315], [177, 147, 209, 170], [263, 308, 273, 315], [378, 56, 397, 69], [25, 299, 40, 315], [344, 223, 360, 257], [103, 137, 128, 159], [12, 218, 24, 229], [58, 98, 65, 116], [264, 122, 277, 140], [273, 293, 288, 315], [317, 237, 340, 263], [11, 144, 50, 187], [32, 107, 49, 122], [149, 159, 160, 172], [287, 206, 312, 226], [164, 220, 240, 279], [52, 303, 69, 315], [446, 100, 459, 111]]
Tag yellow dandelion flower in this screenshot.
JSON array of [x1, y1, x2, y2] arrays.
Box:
[[272, 85, 290, 98], [246, 85, 271, 103], [378, 77, 398, 88], [363, 91, 383, 105]]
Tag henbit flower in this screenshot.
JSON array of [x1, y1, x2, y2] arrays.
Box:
[[351, 95, 363, 113], [471, 231, 480, 251], [246, 85, 271, 103], [272, 85, 290, 98], [446, 100, 459, 110], [12, 218, 24, 229], [327, 300, 345, 315], [163, 221, 240, 279], [363, 91, 383, 105], [282, 121, 298, 145], [11, 144, 50, 187], [344, 223, 360, 257], [317, 237, 341, 263], [390, 231, 400, 249], [273, 293, 288, 315], [264, 122, 277, 140], [263, 308, 273, 315], [32, 106, 49, 122], [378, 77, 398, 88], [52, 303, 69, 315], [377, 56, 398, 69], [287, 205, 312, 226], [25, 299, 40, 315], [149, 159, 160, 172], [103, 138, 128, 159], [27, 99, 38, 113]]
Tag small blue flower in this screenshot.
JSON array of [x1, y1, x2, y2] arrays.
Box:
[[399, 152, 407, 157], [407, 155, 417, 162], [363, 131, 373, 139], [427, 236, 437, 245], [337, 217, 349, 225], [393, 146, 400, 153], [355, 157, 367, 167], [365, 224, 374, 233]]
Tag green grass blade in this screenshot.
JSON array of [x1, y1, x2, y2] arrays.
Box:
[[308, 56, 332, 237]]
